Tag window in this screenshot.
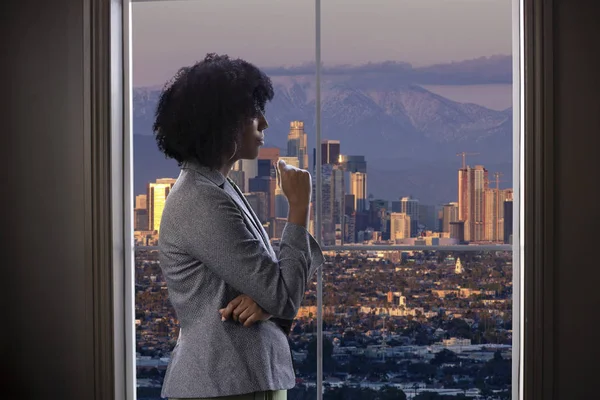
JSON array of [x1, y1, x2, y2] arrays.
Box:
[[128, 1, 522, 399]]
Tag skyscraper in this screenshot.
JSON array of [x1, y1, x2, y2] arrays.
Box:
[[233, 159, 258, 193], [504, 199, 514, 244], [134, 209, 149, 231], [369, 199, 388, 233], [339, 155, 367, 173], [458, 165, 489, 242], [258, 147, 280, 177], [485, 188, 513, 242], [321, 140, 341, 165], [287, 121, 308, 169], [135, 194, 147, 210], [320, 164, 344, 245], [147, 178, 176, 233], [134, 194, 149, 231], [442, 202, 459, 233], [332, 165, 345, 245], [400, 196, 420, 236], [350, 172, 368, 212], [390, 213, 411, 240]]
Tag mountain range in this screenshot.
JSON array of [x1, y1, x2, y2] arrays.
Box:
[[133, 56, 513, 205]]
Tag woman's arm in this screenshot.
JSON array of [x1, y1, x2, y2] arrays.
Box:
[[172, 184, 324, 320]]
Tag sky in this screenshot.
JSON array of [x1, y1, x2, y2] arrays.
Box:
[[132, 0, 513, 87]]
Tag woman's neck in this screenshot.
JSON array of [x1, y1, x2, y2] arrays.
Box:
[[218, 160, 236, 178]]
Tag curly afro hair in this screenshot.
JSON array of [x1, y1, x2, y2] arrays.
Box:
[[153, 53, 274, 168]]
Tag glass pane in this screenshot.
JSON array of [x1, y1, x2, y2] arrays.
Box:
[[320, 0, 514, 398], [320, 250, 513, 399], [319, 0, 514, 247], [132, 1, 315, 398]]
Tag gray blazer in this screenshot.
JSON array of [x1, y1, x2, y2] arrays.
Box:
[[158, 160, 324, 399]]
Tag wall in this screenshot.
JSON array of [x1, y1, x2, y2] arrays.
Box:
[[1, 0, 94, 398], [552, 0, 600, 398]]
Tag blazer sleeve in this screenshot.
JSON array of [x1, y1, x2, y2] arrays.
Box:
[[178, 185, 325, 320]]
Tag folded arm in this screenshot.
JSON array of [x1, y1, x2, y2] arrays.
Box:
[[177, 185, 324, 320]]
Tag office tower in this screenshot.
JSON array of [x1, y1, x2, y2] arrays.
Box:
[[321, 140, 341, 165], [321, 164, 335, 245], [135, 194, 147, 210], [287, 121, 308, 169], [345, 194, 356, 215], [450, 221, 466, 243], [339, 155, 367, 173], [244, 192, 268, 224], [332, 165, 345, 245], [419, 204, 437, 231], [369, 199, 388, 233], [147, 178, 176, 233], [390, 212, 411, 240], [458, 165, 489, 242], [258, 147, 280, 177], [345, 213, 356, 244], [248, 177, 277, 222], [134, 194, 149, 231], [350, 172, 368, 212], [504, 199, 514, 244], [134, 209, 149, 231], [391, 201, 402, 213], [233, 159, 258, 193], [485, 188, 514, 242], [400, 196, 420, 236], [442, 202, 459, 233]]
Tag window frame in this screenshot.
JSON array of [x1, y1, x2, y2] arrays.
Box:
[[99, 1, 538, 399]]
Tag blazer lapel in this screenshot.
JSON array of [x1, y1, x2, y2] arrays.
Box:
[[225, 179, 277, 260]]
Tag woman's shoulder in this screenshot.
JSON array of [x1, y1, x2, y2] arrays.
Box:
[[166, 170, 235, 216]]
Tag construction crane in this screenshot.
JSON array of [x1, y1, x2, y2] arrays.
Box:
[[456, 152, 480, 169], [493, 172, 503, 191]]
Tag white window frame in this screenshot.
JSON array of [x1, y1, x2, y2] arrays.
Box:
[[115, 1, 525, 399]]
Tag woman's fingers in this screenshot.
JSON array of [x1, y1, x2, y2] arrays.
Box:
[[238, 307, 254, 325], [243, 313, 260, 328], [220, 295, 245, 320]]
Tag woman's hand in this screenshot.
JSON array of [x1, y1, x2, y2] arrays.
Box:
[[219, 294, 272, 327]]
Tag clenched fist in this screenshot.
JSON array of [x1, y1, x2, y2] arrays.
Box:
[[276, 159, 312, 210]]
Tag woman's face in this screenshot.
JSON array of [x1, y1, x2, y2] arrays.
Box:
[[237, 111, 269, 160]]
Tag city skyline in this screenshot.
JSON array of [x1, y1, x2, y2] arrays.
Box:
[[135, 123, 512, 246]]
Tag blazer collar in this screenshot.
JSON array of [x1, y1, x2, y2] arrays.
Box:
[[181, 160, 226, 187]]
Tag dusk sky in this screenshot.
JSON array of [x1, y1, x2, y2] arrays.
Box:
[[132, 0, 513, 87]]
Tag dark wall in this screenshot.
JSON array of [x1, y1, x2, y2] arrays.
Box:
[[1, 0, 94, 398], [552, 0, 600, 398]]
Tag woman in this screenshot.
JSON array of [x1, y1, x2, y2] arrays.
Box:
[[154, 53, 324, 400]]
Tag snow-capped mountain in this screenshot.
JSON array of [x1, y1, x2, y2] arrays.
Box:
[[132, 62, 513, 204]]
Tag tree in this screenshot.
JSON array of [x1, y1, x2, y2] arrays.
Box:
[[431, 349, 459, 365], [377, 385, 407, 400], [305, 335, 335, 373]]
